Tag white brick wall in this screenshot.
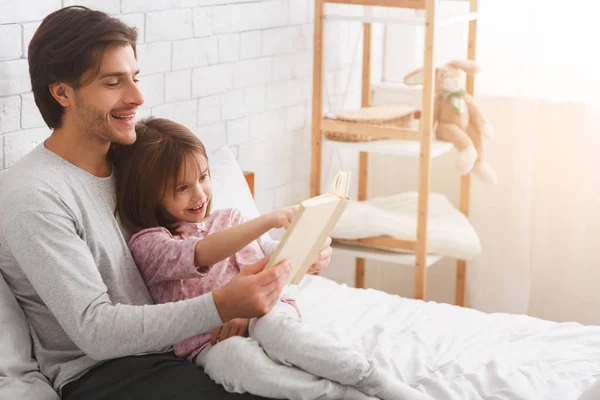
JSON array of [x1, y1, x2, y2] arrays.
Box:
[[240, 31, 261, 59], [165, 69, 191, 102], [233, 58, 271, 88], [20, 92, 46, 129], [137, 74, 165, 107], [0, 25, 22, 61], [0, 0, 360, 220], [0, 96, 20, 133], [63, 0, 121, 14], [211, 1, 287, 34], [218, 33, 240, 63], [172, 37, 218, 70], [0, 0, 61, 24], [0, 60, 30, 96], [145, 9, 193, 42]]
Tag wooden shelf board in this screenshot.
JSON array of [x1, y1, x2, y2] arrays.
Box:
[[331, 241, 443, 267], [324, 10, 477, 26], [322, 135, 454, 158], [324, 0, 426, 9], [321, 118, 420, 141]]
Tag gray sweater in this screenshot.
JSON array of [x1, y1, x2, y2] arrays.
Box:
[[0, 145, 223, 392]]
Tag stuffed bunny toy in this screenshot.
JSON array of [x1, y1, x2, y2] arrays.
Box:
[[404, 60, 497, 183]]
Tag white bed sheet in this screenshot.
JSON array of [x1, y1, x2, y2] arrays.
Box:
[[286, 275, 600, 400]]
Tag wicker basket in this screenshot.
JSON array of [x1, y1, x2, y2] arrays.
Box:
[[323, 105, 419, 142]]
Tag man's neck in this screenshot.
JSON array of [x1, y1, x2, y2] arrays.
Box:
[[45, 127, 112, 178]]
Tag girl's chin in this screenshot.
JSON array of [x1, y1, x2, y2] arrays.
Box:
[[182, 213, 206, 223]]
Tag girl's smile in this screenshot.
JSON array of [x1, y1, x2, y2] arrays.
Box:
[[161, 153, 212, 224]]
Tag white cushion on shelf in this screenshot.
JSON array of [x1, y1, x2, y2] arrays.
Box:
[[332, 191, 481, 261]]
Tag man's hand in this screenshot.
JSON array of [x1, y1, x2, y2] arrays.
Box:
[[212, 256, 291, 322], [210, 318, 249, 345], [307, 237, 332, 275]]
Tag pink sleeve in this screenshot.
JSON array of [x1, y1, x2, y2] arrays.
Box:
[[223, 208, 270, 269], [227, 208, 246, 226], [128, 227, 204, 287]]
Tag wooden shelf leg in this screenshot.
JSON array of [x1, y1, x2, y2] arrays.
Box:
[[455, 0, 478, 307], [414, 0, 438, 301], [354, 14, 372, 289], [310, 0, 324, 198], [456, 259, 467, 306], [355, 258, 366, 288]]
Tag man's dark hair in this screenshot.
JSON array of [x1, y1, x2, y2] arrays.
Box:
[[28, 6, 138, 129]]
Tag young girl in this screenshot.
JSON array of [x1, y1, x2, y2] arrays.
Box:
[[112, 117, 431, 400]]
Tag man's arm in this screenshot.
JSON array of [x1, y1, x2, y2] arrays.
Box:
[[3, 211, 290, 360]]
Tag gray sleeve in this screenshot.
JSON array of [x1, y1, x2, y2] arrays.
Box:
[[3, 211, 223, 361]]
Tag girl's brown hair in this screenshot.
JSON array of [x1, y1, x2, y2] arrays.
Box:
[[28, 6, 138, 129], [111, 117, 211, 233]]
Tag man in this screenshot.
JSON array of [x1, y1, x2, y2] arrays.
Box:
[[0, 6, 331, 400]]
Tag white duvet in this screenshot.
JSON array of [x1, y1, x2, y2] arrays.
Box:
[[331, 192, 481, 261], [286, 275, 600, 400]]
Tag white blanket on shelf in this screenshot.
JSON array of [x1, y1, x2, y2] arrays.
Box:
[[331, 192, 481, 260], [287, 275, 600, 400]]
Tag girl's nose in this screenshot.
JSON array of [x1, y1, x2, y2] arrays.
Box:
[[191, 184, 205, 200]]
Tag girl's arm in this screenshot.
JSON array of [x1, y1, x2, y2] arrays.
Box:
[[194, 206, 297, 267]]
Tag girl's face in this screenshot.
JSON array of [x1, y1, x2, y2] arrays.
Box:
[[161, 154, 212, 224]]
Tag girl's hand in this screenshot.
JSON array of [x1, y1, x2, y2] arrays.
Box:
[[307, 237, 332, 275], [268, 205, 299, 229], [211, 318, 250, 345]]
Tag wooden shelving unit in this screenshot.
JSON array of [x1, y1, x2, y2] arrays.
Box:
[[310, 0, 479, 306]]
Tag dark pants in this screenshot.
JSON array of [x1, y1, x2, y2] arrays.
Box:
[[61, 352, 269, 400]]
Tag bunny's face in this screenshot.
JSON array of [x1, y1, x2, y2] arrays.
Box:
[[436, 65, 466, 93], [403, 60, 478, 92]]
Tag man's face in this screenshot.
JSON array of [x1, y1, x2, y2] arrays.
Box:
[[70, 45, 144, 145]]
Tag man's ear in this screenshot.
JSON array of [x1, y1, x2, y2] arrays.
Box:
[[48, 82, 72, 107]]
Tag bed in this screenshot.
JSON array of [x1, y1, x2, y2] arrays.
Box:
[[289, 276, 600, 400], [1, 146, 599, 399]]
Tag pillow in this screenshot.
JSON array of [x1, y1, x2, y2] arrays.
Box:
[[209, 146, 270, 242], [209, 146, 260, 220]]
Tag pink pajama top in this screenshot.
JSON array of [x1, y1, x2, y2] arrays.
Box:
[[128, 208, 288, 361]]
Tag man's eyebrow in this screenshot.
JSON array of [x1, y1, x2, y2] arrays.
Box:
[[201, 168, 209, 174], [97, 70, 140, 80]]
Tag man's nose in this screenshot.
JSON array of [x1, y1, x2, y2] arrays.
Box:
[[126, 79, 144, 106]]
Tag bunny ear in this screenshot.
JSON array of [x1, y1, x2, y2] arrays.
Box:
[[447, 59, 481, 75], [403, 67, 424, 86]]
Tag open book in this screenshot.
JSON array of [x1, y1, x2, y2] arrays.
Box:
[[265, 171, 351, 285]]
